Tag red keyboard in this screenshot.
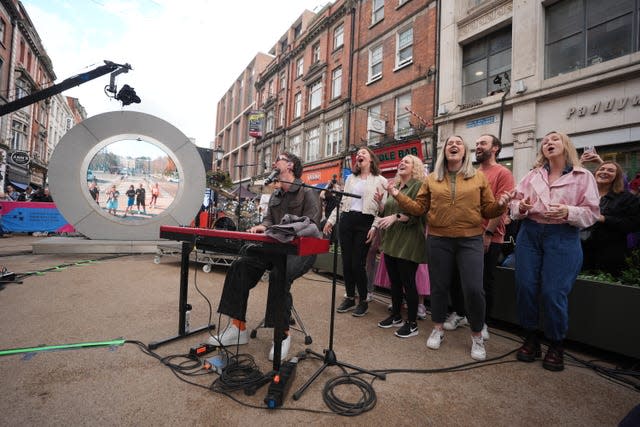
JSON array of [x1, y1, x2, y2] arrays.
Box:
[[159, 226, 329, 257]]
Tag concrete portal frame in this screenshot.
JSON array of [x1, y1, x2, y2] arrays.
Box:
[[48, 111, 205, 241]]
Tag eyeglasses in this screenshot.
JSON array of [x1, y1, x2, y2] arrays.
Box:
[[276, 156, 289, 162]]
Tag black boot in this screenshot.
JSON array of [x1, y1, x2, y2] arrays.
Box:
[[542, 340, 564, 372], [516, 330, 541, 363]]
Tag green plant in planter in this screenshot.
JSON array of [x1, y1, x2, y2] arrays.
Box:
[[579, 249, 640, 287], [619, 249, 640, 287]]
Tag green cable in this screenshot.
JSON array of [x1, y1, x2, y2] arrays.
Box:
[[0, 339, 126, 356]]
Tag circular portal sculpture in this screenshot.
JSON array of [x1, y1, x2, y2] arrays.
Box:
[[48, 111, 205, 240]]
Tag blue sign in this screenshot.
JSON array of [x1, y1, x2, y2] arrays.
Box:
[[466, 116, 495, 128]]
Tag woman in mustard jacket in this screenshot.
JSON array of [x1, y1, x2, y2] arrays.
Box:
[[389, 136, 511, 360]]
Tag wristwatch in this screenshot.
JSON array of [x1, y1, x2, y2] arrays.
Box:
[[396, 213, 402, 220], [484, 229, 494, 236]]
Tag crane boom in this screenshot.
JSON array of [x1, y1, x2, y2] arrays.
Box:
[[0, 60, 132, 116]]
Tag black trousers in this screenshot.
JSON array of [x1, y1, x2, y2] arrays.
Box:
[[217, 254, 316, 329], [338, 211, 375, 300], [450, 241, 501, 320], [385, 254, 419, 322]]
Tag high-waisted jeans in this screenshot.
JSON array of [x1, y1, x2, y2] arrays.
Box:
[[515, 219, 582, 341]]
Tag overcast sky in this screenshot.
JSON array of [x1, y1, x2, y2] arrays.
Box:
[[23, 0, 332, 148]]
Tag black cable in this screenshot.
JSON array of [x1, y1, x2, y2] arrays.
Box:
[[322, 374, 376, 416]]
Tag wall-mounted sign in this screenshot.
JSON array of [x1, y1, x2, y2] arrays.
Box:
[[248, 110, 265, 138], [466, 116, 496, 128], [352, 140, 424, 177], [566, 96, 640, 119], [9, 151, 30, 166]]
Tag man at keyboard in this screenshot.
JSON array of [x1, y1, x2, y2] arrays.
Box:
[[210, 152, 322, 361]]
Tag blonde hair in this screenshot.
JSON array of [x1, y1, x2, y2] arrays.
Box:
[[434, 135, 476, 181], [534, 131, 581, 169], [396, 154, 426, 182]]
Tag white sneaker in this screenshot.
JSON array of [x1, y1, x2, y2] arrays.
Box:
[[417, 304, 427, 320], [443, 312, 468, 331], [208, 324, 248, 347], [481, 324, 490, 341], [268, 335, 291, 362], [471, 335, 486, 360], [427, 328, 444, 350], [366, 292, 374, 302]]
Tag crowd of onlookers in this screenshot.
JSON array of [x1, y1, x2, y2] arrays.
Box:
[[1, 184, 53, 202]]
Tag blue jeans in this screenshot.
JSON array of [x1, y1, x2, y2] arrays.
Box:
[[515, 220, 582, 341]]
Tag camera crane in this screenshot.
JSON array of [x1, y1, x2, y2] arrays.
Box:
[[0, 60, 139, 117]]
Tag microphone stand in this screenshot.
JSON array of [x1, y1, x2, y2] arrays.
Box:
[[276, 178, 386, 401]]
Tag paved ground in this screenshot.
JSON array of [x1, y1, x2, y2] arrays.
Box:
[[0, 234, 638, 426]]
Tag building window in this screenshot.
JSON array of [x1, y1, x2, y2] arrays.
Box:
[[0, 19, 5, 45], [294, 92, 302, 118], [372, 0, 384, 25], [334, 23, 344, 49], [305, 127, 320, 162], [278, 103, 285, 127], [267, 79, 274, 97], [369, 44, 383, 81], [266, 109, 274, 133], [326, 118, 343, 157], [395, 92, 412, 137], [462, 26, 512, 102], [11, 120, 27, 151], [545, 0, 637, 78], [15, 78, 30, 99], [309, 80, 322, 110], [279, 72, 286, 91], [331, 67, 342, 99], [290, 134, 302, 157], [396, 26, 413, 68], [294, 23, 302, 39], [312, 43, 321, 63], [296, 57, 304, 77], [368, 104, 383, 143]]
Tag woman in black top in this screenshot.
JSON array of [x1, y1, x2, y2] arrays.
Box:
[[581, 161, 640, 276]]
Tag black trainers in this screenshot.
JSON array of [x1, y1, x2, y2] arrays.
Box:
[[351, 302, 368, 317], [395, 321, 419, 338], [336, 297, 356, 313], [378, 315, 403, 329]]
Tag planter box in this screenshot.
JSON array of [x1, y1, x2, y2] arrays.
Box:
[[492, 267, 640, 359]]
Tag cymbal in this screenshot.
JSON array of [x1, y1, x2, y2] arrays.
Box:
[[213, 187, 237, 200]]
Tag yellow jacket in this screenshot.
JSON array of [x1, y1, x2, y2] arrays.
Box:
[[395, 170, 506, 238]]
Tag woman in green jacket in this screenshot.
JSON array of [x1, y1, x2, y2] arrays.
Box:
[[373, 155, 427, 338]]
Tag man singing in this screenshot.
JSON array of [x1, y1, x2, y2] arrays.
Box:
[[210, 152, 321, 362]]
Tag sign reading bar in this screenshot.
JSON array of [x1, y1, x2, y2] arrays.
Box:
[[353, 140, 423, 172]]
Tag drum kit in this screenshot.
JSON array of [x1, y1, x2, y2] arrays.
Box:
[[211, 187, 261, 231]]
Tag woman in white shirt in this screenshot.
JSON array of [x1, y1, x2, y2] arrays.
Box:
[[324, 146, 387, 317]]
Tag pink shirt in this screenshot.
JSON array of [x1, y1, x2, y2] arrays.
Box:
[[510, 166, 599, 229]]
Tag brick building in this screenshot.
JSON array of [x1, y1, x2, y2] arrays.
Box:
[[0, 0, 56, 192], [232, 0, 440, 188]]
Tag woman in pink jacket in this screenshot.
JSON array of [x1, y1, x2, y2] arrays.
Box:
[[510, 131, 599, 372]]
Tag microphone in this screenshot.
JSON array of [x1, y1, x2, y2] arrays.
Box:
[[264, 169, 280, 185]]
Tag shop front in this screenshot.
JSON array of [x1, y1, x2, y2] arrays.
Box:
[[300, 160, 343, 188], [352, 139, 427, 179]]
